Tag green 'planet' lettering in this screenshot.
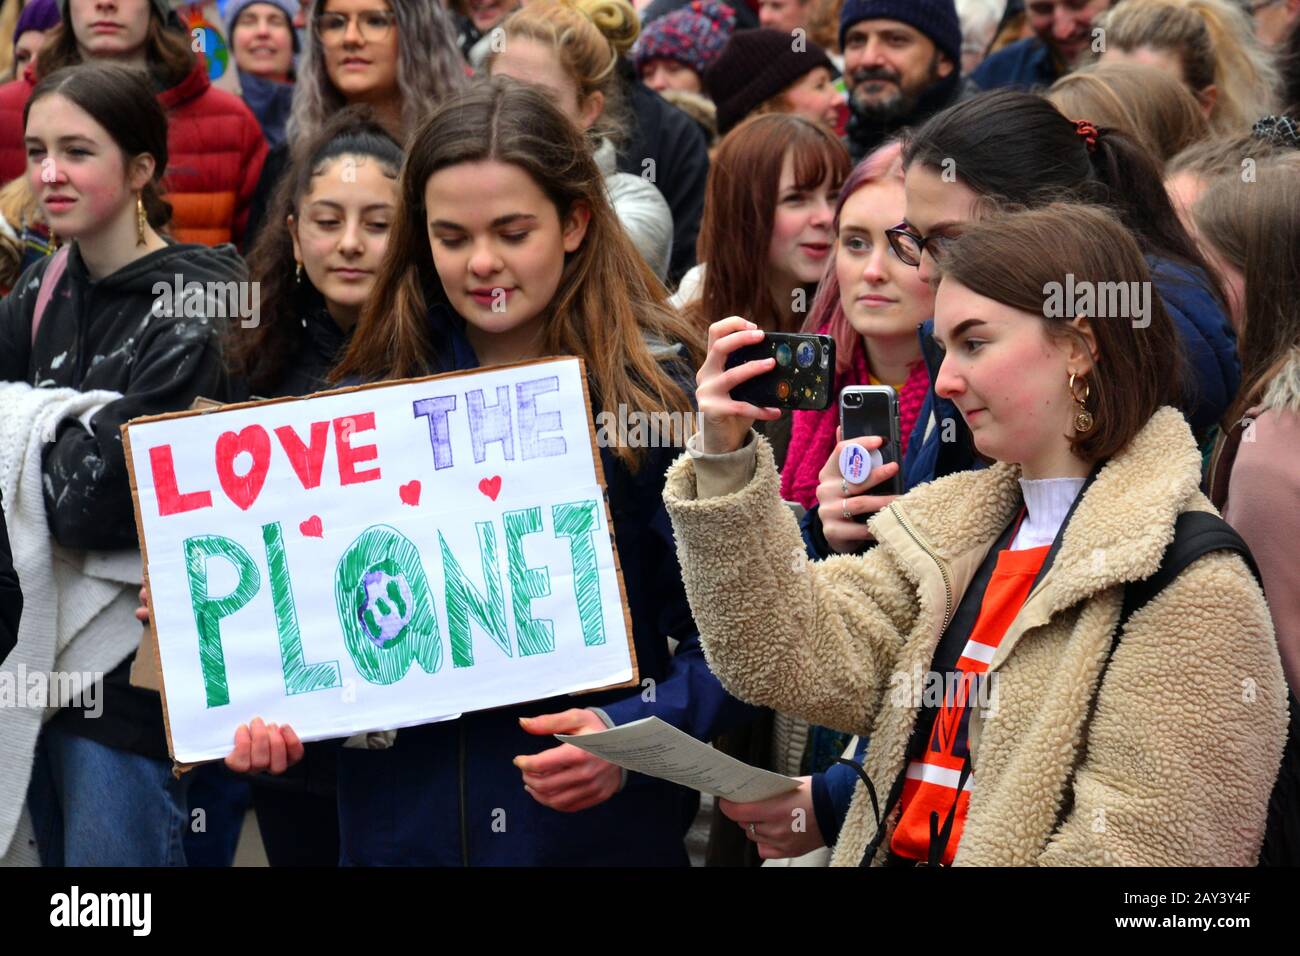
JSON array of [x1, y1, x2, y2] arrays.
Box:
[[263, 522, 341, 695], [185, 534, 261, 707], [334, 525, 443, 685], [553, 499, 606, 647], [441, 522, 510, 668], [505, 507, 554, 656]]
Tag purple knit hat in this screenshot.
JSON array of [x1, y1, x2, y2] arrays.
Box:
[[632, 1, 736, 77], [15, 0, 61, 48]]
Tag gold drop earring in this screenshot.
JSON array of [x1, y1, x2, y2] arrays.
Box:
[[136, 193, 147, 246], [1069, 371, 1094, 433]]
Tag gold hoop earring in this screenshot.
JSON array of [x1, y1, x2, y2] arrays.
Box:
[[136, 194, 147, 246], [1069, 371, 1094, 434]]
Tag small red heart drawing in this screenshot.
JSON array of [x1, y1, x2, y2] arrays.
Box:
[[399, 480, 421, 506], [299, 515, 323, 538], [478, 476, 502, 501]]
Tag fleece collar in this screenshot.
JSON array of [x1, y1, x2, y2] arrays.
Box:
[[869, 406, 1204, 625]]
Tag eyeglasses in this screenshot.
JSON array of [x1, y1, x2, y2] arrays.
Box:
[[316, 10, 396, 44], [885, 226, 956, 268]]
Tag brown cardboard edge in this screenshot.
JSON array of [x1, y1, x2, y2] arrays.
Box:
[[118, 356, 639, 771], [122, 422, 202, 775]]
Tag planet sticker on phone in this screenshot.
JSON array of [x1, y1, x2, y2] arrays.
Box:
[[839, 442, 883, 484]]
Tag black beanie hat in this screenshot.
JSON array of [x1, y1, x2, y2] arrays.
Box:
[[704, 28, 834, 136]]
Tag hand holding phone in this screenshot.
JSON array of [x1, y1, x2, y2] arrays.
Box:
[[694, 318, 786, 455], [814, 433, 901, 553], [724, 332, 835, 412], [839, 386, 902, 496]]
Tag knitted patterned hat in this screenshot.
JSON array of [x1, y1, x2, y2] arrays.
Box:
[[839, 0, 962, 65], [632, 1, 736, 76], [704, 27, 834, 136]]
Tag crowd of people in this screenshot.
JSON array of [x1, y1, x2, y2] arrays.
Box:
[[0, 0, 1297, 868]]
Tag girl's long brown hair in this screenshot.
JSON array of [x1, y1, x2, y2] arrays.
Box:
[[1193, 156, 1300, 423], [330, 77, 703, 469], [689, 113, 850, 334]]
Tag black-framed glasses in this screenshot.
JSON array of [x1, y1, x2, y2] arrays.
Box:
[[316, 10, 396, 44], [885, 226, 956, 268]]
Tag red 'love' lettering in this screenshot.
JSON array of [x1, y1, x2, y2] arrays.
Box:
[[335, 412, 382, 486], [215, 426, 273, 511], [150, 444, 213, 516], [274, 421, 330, 490]]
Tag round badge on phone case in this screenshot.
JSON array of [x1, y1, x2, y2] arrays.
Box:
[[839, 443, 883, 484]]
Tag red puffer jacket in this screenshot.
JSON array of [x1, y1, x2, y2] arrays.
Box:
[[0, 62, 267, 247]]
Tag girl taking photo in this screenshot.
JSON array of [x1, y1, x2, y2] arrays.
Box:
[[225, 78, 758, 866], [668, 203, 1288, 866]]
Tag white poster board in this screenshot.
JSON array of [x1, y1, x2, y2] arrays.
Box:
[[123, 358, 637, 764]]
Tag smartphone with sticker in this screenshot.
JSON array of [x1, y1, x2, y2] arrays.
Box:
[[725, 332, 835, 412], [839, 385, 902, 502]]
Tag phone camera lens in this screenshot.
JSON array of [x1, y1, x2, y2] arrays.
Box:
[[775, 343, 793, 367], [846, 392, 861, 406], [796, 342, 815, 367]]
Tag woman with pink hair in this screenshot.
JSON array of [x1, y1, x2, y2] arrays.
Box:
[[781, 142, 934, 554]]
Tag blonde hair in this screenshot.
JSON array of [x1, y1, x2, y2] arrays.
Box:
[[0, 0, 19, 80], [1096, 0, 1279, 136], [0, 176, 40, 292], [1048, 62, 1209, 168], [491, 0, 638, 143]]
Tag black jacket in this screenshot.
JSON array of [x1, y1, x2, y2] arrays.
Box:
[[617, 58, 710, 287], [0, 500, 18, 666], [0, 241, 241, 549], [0, 240, 242, 757]]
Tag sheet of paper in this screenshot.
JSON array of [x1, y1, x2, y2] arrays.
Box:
[[556, 716, 801, 803]]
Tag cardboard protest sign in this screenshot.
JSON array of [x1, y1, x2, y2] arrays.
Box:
[[171, 0, 242, 96], [123, 358, 637, 765]]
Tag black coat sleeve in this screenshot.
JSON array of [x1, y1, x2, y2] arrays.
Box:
[[620, 72, 710, 288], [0, 256, 39, 383], [0, 497, 19, 666], [41, 323, 229, 551]]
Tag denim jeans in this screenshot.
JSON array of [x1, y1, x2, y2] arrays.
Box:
[[27, 723, 192, 866]]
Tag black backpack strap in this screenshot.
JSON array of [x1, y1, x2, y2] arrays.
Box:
[[1118, 511, 1262, 637], [1053, 511, 1263, 838]]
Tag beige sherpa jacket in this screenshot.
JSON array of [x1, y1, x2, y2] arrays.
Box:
[[663, 407, 1288, 866]]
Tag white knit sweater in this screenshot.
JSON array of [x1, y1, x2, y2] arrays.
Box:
[[0, 382, 143, 863]]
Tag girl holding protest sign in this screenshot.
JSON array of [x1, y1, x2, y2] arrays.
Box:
[[0, 63, 244, 866], [229, 77, 758, 866], [668, 203, 1287, 866]]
